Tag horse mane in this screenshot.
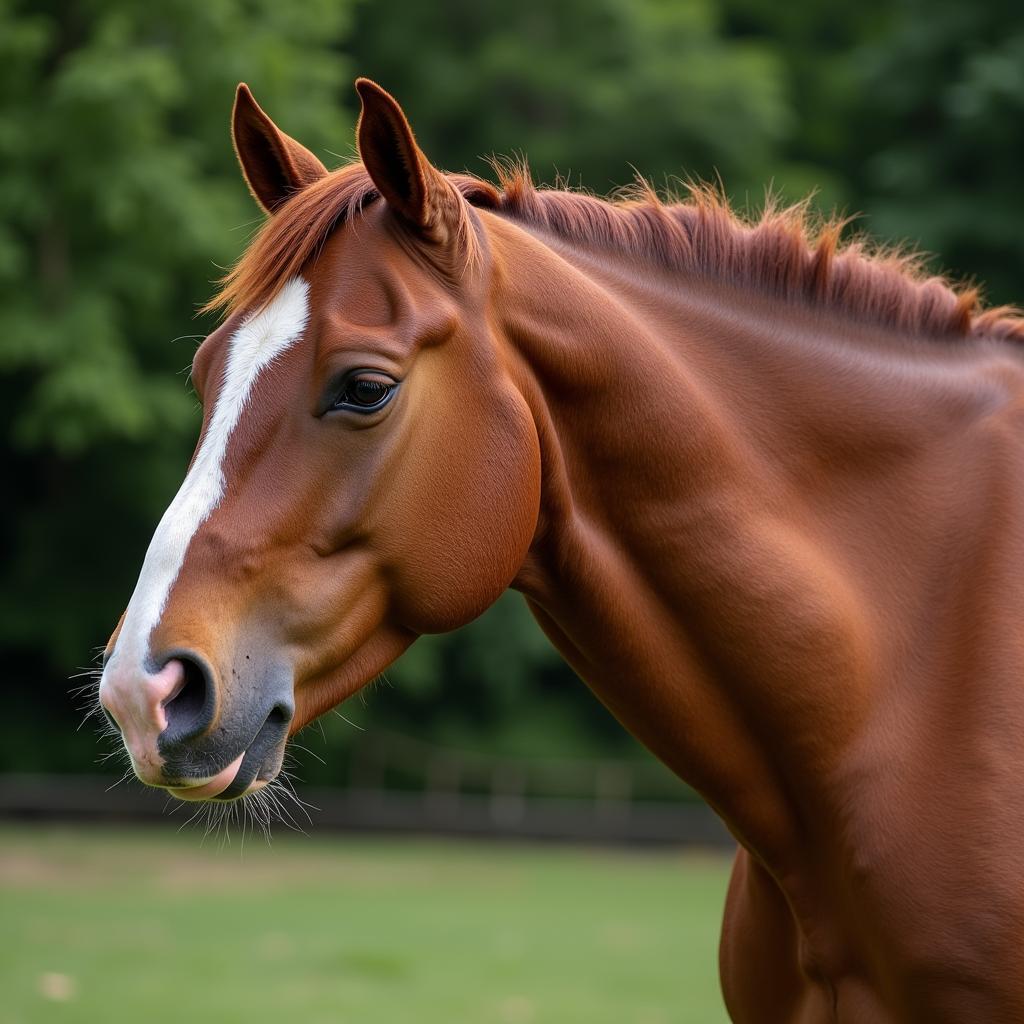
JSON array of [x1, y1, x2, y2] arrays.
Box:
[[204, 160, 1024, 343]]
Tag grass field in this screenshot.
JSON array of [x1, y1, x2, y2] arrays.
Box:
[[0, 825, 732, 1024]]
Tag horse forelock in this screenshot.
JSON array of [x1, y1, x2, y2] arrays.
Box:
[[204, 157, 1024, 345], [203, 164, 499, 318]]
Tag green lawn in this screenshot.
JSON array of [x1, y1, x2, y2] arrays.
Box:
[[0, 825, 732, 1024]]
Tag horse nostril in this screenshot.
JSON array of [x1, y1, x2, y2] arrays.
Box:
[[266, 703, 292, 728], [162, 654, 215, 743]]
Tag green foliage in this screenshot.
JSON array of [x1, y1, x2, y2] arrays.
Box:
[[720, 0, 1024, 303], [0, 0, 354, 679], [1, 0, 1022, 774], [350, 0, 790, 195], [0, 0, 352, 455], [850, 0, 1024, 304]]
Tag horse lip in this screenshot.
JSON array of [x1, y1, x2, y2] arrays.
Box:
[[167, 753, 245, 801], [210, 722, 287, 801], [211, 756, 267, 801]]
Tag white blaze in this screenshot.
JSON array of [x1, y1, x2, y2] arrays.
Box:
[[105, 277, 310, 676]]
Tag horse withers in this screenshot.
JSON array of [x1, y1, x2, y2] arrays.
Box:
[[99, 79, 1024, 1022]]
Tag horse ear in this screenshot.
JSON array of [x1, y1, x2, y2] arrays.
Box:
[[355, 78, 456, 242], [232, 83, 327, 214]]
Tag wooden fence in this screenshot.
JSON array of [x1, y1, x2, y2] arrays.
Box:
[[0, 732, 734, 847]]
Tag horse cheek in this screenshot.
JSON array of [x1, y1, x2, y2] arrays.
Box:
[[382, 384, 540, 634]]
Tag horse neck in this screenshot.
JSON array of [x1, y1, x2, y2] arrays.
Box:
[[489, 214, 1019, 866]]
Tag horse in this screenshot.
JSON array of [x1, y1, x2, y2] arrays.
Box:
[[97, 78, 1024, 1022]]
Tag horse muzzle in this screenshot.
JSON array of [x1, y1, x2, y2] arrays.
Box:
[[99, 649, 293, 801]]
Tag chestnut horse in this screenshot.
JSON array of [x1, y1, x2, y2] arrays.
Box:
[[99, 79, 1024, 1022]]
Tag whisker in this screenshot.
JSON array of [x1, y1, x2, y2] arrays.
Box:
[[331, 709, 365, 732], [287, 742, 326, 765], [178, 802, 207, 833], [275, 771, 318, 820], [68, 671, 102, 684], [105, 766, 136, 792], [264, 782, 308, 834]]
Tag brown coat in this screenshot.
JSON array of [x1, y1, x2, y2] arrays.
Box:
[[99, 80, 1024, 1022]]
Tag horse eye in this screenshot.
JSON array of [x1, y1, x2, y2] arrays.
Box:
[[331, 373, 397, 413]]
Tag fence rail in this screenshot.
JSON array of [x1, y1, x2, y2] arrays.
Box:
[[0, 773, 734, 847], [341, 730, 691, 803]]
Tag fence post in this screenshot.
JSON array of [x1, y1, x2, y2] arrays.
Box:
[[595, 762, 632, 826], [424, 754, 462, 820], [490, 762, 527, 827]]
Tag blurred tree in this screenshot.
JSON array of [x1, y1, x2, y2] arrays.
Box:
[[0, 0, 355, 769], [2, 0, 1021, 779], [721, 0, 1024, 304], [720, 0, 892, 209], [347, 0, 790, 196], [850, 0, 1024, 305], [0, 0, 796, 776]]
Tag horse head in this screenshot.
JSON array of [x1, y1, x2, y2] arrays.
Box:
[[98, 80, 541, 801]]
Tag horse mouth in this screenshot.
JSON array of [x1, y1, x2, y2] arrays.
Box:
[[165, 709, 289, 802], [167, 754, 278, 802], [159, 696, 294, 798], [168, 754, 247, 801]]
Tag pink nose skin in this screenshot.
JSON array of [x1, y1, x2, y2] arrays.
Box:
[[99, 658, 186, 785]]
